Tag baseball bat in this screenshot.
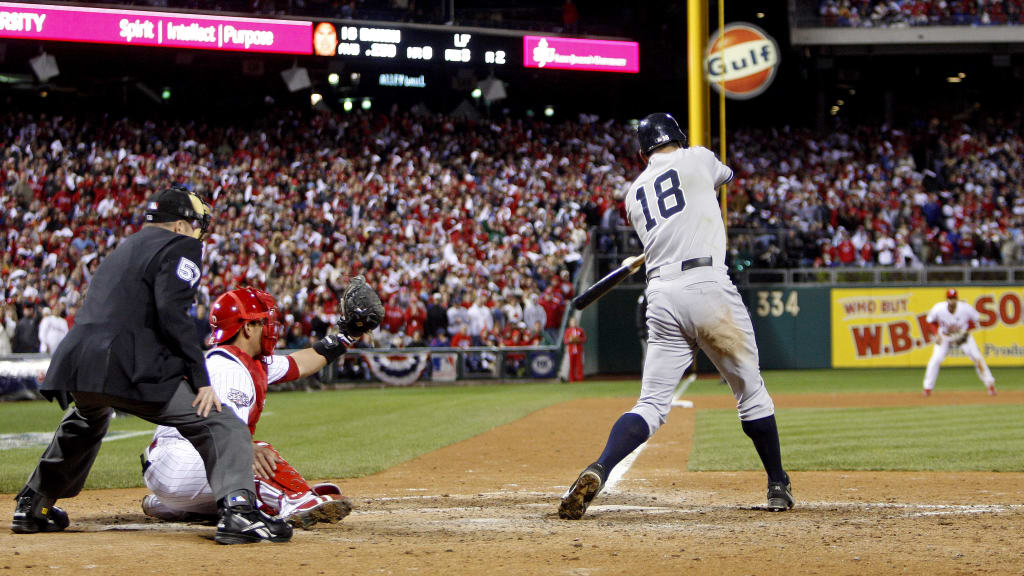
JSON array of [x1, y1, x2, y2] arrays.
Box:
[[572, 254, 647, 311]]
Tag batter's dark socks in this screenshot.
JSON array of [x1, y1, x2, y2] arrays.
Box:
[[741, 414, 787, 484], [595, 412, 650, 481]]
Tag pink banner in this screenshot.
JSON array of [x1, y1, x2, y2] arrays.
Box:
[[523, 35, 638, 73], [0, 2, 311, 54]]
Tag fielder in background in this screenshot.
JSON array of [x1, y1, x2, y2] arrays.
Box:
[[922, 288, 996, 397], [559, 113, 793, 520], [563, 316, 587, 382], [142, 280, 382, 529]]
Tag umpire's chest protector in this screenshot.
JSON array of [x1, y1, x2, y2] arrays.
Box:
[[43, 227, 202, 403]]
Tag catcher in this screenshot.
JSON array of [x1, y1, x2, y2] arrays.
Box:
[[140, 278, 383, 528], [922, 288, 996, 397]]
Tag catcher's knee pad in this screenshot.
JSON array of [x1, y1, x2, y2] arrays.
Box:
[[253, 441, 314, 515]]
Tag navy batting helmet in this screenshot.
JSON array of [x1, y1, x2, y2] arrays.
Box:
[[636, 113, 687, 157]]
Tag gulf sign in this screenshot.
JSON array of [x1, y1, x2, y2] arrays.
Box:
[[705, 23, 780, 100], [832, 287, 1024, 368], [0, 2, 311, 54], [523, 36, 638, 74]]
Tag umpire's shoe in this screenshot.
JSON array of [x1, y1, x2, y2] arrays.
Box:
[[766, 476, 795, 512], [558, 462, 606, 520], [11, 487, 69, 534], [215, 490, 292, 544]]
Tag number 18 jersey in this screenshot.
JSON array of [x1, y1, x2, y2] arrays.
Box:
[[624, 146, 733, 273]]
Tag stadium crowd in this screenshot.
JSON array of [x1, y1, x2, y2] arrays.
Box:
[[819, 0, 1024, 27], [3, 108, 1023, 356], [1, 109, 634, 356]]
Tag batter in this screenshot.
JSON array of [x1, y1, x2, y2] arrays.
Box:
[[558, 113, 792, 519], [922, 288, 996, 396]]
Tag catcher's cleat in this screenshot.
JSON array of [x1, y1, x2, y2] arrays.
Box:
[[11, 487, 69, 534], [311, 483, 343, 497], [215, 490, 292, 545], [558, 462, 606, 520], [766, 479, 795, 512], [285, 495, 352, 530]]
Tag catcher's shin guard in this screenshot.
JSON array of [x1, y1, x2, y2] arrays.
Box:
[[253, 442, 352, 529]]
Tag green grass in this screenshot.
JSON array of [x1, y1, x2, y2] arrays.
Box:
[[1, 368, 1021, 492], [0, 381, 638, 493], [690, 404, 1024, 472]]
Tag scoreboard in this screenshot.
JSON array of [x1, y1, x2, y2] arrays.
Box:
[[313, 22, 519, 69]]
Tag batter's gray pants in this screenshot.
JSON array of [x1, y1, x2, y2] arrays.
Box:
[[631, 268, 775, 435], [26, 380, 254, 503]]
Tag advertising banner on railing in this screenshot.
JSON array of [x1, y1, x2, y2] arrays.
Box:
[[523, 35, 639, 73], [831, 287, 1024, 367], [0, 2, 312, 54]]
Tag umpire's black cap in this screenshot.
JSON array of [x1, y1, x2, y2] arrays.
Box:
[[144, 185, 212, 238], [636, 113, 688, 157]]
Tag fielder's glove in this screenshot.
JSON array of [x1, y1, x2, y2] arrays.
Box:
[[946, 330, 968, 347], [337, 275, 384, 340]]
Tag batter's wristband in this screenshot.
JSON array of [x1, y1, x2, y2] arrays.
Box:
[[313, 334, 352, 363]]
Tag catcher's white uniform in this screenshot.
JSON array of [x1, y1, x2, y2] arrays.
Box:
[[923, 300, 995, 394], [143, 350, 296, 515], [623, 146, 774, 433]]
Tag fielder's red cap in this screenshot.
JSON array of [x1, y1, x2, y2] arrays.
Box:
[[946, 288, 958, 299]]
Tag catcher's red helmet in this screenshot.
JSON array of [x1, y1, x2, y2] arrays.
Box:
[[946, 288, 958, 300], [210, 287, 281, 357]]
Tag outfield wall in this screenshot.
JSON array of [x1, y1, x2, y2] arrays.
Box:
[[594, 284, 1024, 372]]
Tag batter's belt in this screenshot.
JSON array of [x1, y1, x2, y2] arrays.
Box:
[[646, 256, 712, 282]]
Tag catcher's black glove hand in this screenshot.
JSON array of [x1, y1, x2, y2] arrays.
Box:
[[337, 275, 384, 340]]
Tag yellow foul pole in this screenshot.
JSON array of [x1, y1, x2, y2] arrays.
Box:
[[718, 0, 727, 233], [686, 0, 709, 148]]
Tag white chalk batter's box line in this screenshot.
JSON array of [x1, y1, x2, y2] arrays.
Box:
[[0, 430, 154, 451]]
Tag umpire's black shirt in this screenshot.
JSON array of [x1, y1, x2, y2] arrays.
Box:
[[42, 226, 211, 403]]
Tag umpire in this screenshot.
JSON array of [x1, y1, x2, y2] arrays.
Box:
[[12, 186, 291, 544]]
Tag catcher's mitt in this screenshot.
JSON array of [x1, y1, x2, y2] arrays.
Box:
[[337, 275, 384, 339]]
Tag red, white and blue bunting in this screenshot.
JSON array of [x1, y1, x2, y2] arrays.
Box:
[[361, 352, 430, 387]]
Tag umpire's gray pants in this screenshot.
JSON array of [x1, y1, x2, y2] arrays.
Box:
[[26, 380, 254, 504]]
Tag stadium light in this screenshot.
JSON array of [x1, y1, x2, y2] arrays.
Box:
[[361, 98, 372, 110], [544, 106, 554, 117], [525, 109, 535, 117], [837, 99, 844, 106], [756, 12, 765, 19], [946, 77, 962, 83], [328, 73, 340, 86], [311, 93, 323, 106], [958, 72, 966, 79], [342, 98, 354, 112], [471, 88, 482, 99], [849, 88, 856, 95], [161, 88, 171, 100]]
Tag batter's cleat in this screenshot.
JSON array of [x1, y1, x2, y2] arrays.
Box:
[[558, 462, 606, 520], [766, 480, 795, 512], [215, 490, 292, 545], [284, 495, 353, 530], [11, 487, 69, 534], [922, 389, 932, 397]]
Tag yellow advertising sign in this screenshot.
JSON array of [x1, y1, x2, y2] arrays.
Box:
[[831, 287, 1024, 367]]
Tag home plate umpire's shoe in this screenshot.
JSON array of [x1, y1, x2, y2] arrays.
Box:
[[558, 462, 606, 520], [11, 487, 69, 534], [215, 490, 292, 544], [766, 478, 795, 512]]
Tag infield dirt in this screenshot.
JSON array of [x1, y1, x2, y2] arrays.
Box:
[[3, 390, 1023, 575]]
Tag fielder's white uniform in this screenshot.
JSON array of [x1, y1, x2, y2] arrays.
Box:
[[624, 146, 774, 434], [142, 350, 295, 515], [922, 301, 995, 392]]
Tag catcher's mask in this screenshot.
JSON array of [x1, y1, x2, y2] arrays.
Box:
[[210, 287, 281, 358], [145, 185, 213, 240]]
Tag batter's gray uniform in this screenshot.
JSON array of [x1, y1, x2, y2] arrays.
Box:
[[623, 146, 775, 434]]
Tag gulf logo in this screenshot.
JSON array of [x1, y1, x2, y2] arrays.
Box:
[[705, 23, 780, 100]]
